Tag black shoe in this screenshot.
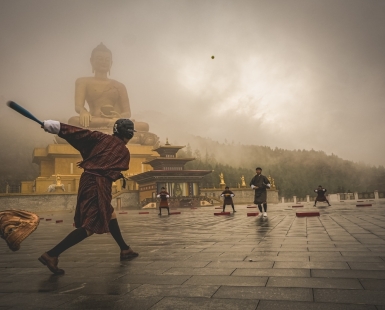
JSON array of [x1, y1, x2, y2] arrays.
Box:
[[38, 252, 65, 275], [120, 248, 139, 260]]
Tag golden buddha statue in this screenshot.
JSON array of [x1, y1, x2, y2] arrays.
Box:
[[219, 173, 225, 185], [68, 43, 158, 145]]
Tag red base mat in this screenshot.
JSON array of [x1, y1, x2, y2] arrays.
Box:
[[292, 205, 304, 208], [247, 212, 259, 216], [296, 212, 320, 217], [356, 204, 372, 207]]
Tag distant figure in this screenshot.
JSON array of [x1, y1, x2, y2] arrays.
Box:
[[157, 187, 170, 215], [314, 185, 331, 207], [220, 186, 236, 213], [250, 167, 271, 217]]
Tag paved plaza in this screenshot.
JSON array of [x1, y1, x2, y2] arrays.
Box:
[[1, 202, 385, 309]]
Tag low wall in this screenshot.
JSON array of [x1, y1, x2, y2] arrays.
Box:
[[0, 191, 140, 212], [201, 188, 279, 204]]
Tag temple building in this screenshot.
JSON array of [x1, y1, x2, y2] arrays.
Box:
[[130, 141, 212, 207]]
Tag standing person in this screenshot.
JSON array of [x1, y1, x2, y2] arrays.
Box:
[[220, 186, 236, 213], [314, 185, 331, 207], [157, 187, 170, 215], [250, 167, 271, 217], [38, 119, 138, 275]]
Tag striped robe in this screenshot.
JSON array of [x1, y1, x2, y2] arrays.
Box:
[[58, 123, 130, 234]]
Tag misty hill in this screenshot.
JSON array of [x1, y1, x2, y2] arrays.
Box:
[[1, 129, 384, 198], [178, 135, 385, 198]]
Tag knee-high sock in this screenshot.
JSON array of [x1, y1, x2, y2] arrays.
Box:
[[263, 203, 267, 212], [231, 203, 235, 211], [47, 227, 88, 257], [109, 219, 129, 251], [257, 204, 263, 212], [223, 203, 226, 212]]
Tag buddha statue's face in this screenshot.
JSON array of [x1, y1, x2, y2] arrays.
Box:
[[90, 50, 112, 73]]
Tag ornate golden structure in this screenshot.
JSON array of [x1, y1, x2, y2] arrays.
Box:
[[240, 175, 246, 188], [21, 44, 160, 194]]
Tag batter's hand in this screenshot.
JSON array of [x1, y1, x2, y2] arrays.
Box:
[[43, 120, 60, 134]]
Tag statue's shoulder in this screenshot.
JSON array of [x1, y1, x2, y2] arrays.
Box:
[[109, 79, 126, 88], [75, 77, 93, 84]]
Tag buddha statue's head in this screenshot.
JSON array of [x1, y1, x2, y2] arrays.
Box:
[[90, 43, 113, 74]]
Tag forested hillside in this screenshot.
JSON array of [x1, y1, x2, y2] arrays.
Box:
[[178, 136, 385, 198], [1, 131, 384, 198]]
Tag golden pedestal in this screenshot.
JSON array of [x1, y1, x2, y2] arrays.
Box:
[[21, 143, 157, 194]]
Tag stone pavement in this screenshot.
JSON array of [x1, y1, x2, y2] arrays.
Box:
[[1, 202, 385, 309]]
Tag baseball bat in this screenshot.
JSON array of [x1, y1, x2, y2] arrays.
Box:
[[6, 101, 44, 126]]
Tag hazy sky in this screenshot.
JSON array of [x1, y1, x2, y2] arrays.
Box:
[[1, 0, 384, 166]]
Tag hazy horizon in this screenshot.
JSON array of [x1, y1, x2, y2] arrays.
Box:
[[1, 0, 384, 167]]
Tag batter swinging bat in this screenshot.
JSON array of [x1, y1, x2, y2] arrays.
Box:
[[6, 101, 44, 126]]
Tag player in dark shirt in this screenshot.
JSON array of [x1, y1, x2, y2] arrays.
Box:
[[250, 167, 271, 217], [220, 186, 236, 213], [314, 185, 331, 207], [157, 187, 170, 215]]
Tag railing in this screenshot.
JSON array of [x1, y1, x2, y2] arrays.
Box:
[[358, 192, 375, 199], [4, 184, 21, 193], [141, 195, 209, 208]]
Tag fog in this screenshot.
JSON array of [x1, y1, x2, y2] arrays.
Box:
[[1, 0, 385, 167]]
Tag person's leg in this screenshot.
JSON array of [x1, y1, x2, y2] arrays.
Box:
[[314, 199, 317, 207], [47, 227, 90, 257], [167, 207, 170, 215], [326, 199, 331, 206], [39, 227, 90, 274], [231, 203, 236, 212], [223, 202, 226, 212], [109, 218, 129, 251], [263, 203, 267, 212], [263, 203, 268, 216], [158, 207, 161, 215], [109, 212, 138, 260], [257, 204, 263, 213]]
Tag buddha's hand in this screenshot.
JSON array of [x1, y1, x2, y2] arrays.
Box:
[[100, 110, 121, 118], [80, 110, 92, 127]]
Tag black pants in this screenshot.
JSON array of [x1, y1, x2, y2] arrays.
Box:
[[223, 203, 235, 212], [159, 207, 170, 215], [257, 203, 267, 213], [314, 198, 330, 205]]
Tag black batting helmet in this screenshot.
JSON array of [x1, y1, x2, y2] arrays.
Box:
[[113, 119, 136, 140]]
